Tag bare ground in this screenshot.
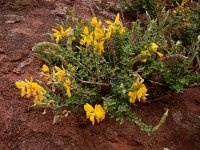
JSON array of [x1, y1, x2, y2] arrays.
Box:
[[0, 1, 200, 149]]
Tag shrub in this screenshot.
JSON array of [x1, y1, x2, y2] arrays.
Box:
[[15, 13, 176, 135]]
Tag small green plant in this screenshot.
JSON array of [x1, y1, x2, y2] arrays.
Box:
[[124, 3, 200, 93], [143, 58, 200, 92], [167, 0, 199, 48], [16, 14, 171, 135]]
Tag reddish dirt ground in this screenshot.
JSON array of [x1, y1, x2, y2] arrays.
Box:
[[0, 1, 200, 150]]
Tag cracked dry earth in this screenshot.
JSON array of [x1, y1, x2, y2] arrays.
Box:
[[0, 0, 200, 150]]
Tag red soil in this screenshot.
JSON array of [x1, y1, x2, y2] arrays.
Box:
[[0, 1, 199, 149]]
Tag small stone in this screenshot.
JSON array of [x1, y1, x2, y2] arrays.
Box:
[[12, 56, 33, 74], [5, 20, 20, 24], [52, 136, 64, 146], [5, 14, 22, 24], [0, 54, 7, 63], [172, 111, 183, 124], [105, 127, 118, 142], [0, 48, 5, 54], [52, 3, 68, 17]]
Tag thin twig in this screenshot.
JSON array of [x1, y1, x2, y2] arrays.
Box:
[[147, 94, 169, 103], [196, 55, 200, 69], [134, 72, 143, 80], [128, 54, 148, 66], [152, 109, 169, 132], [148, 79, 166, 86], [74, 76, 110, 87]]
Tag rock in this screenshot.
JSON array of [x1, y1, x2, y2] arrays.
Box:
[[172, 111, 183, 124], [0, 54, 7, 63], [5, 14, 22, 24], [52, 135, 64, 146], [52, 3, 68, 17], [105, 127, 119, 142], [5, 20, 20, 24], [0, 48, 5, 54]]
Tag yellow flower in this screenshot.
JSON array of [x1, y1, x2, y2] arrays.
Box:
[[114, 13, 121, 24], [53, 65, 66, 81], [41, 64, 49, 73], [98, 41, 105, 55], [91, 16, 98, 26], [119, 26, 125, 33], [80, 23, 106, 55], [94, 27, 105, 41], [95, 104, 105, 123], [128, 91, 137, 104], [105, 20, 112, 25], [114, 13, 125, 33], [156, 52, 164, 58], [16, 81, 26, 97], [84, 103, 105, 125], [63, 81, 71, 97], [43, 65, 75, 98], [80, 15, 124, 55], [140, 50, 151, 63], [15, 77, 46, 104], [130, 78, 144, 89], [80, 26, 93, 46], [105, 31, 112, 39], [52, 28, 62, 43], [137, 85, 147, 101], [84, 103, 96, 125], [83, 26, 89, 35], [150, 43, 163, 58], [151, 43, 158, 52], [91, 16, 102, 27], [52, 24, 72, 43], [141, 43, 163, 62], [80, 14, 125, 55], [67, 64, 77, 73], [128, 78, 147, 104], [106, 13, 125, 34]]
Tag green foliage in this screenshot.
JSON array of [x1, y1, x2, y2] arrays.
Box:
[[143, 58, 200, 92], [17, 2, 200, 134], [120, 3, 200, 93], [117, 0, 162, 19], [32, 42, 64, 65], [168, 2, 200, 48], [29, 15, 171, 134], [103, 97, 154, 135]]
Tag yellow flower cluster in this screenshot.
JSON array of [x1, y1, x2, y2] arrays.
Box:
[[15, 77, 46, 104], [52, 24, 73, 43], [128, 78, 148, 104], [80, 13, 125, 55], [106, 13, 125, 35], [80, 17, 106, 55], [41, 64, 76, 98], [141, 43, 163, 63], [84, 103, 106, 125]]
